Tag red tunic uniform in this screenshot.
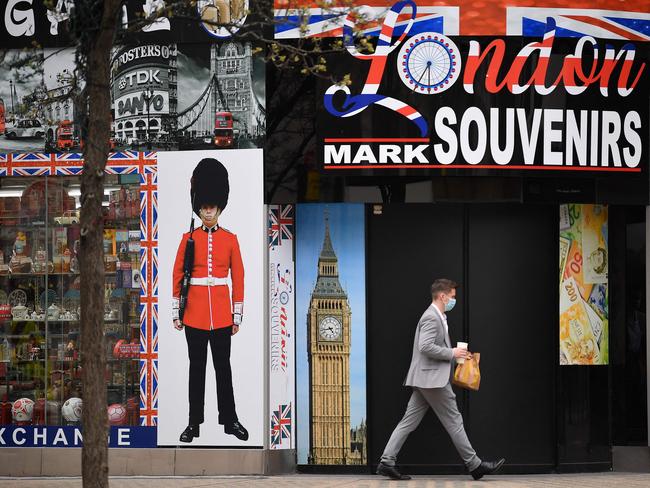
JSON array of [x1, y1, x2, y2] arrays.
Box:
[[173, 225, 244, 330]]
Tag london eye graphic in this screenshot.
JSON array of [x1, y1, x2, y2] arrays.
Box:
[[397, 33, 461, 94]]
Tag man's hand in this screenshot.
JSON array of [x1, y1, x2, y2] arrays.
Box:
[[452, 347, 470, 359], [232, 325, 239, 335], [174, 319, 183, 331]]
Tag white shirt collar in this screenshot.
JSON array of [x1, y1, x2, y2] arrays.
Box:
[[430, 303, 448, 333]]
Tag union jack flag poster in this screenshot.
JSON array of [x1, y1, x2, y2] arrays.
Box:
[[269, 205, 294, 248], [274, 0, 649, 38], [271, 403, 293, 448]]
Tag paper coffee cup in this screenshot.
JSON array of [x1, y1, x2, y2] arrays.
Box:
[[457, 341, 468, 364]]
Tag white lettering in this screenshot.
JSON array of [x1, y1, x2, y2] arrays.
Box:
[[12, 428, 26, 446], [517, 108, 542, 165], [490, 107, 515, 165], [46, 0, 73, 35], [5, 0, 35, 37], [379, 145, 402, 163], [74, 428, 83, 445], [324, 145, 350, 165], [352, 145, 377, 164], [601, 111, 622, 167], [33, 427, 47, 445], [565, 110, 588, 166], [543, 109, 564, 165], [404, 145, 429, 163], [117, 428, 131, 446], [460, 107, 487, 165], [590, 111, 599, 166], [623, 111, 642, 168], [52, 428, 69, 446], [433, 107, 457, 164]]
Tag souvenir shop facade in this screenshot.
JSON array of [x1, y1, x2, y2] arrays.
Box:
[[1, 0, 649, 478], [279, 0, 650, 476]]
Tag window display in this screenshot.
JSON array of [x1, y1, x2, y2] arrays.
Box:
[[0, 175, 141, 427]]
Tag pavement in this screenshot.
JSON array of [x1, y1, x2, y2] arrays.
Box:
[[1, 473, 650, 488]]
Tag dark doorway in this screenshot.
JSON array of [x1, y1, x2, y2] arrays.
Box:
[[366, 204, 557, 473], [612, 206, 647, 446]]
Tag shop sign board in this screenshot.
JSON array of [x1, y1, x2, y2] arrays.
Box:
[[0, 426, 157, 448], [316, 1, 649, 174]]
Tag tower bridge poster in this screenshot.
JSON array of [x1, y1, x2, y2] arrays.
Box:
[[0, 40, 265, 154], [296, 204, 367, 465]]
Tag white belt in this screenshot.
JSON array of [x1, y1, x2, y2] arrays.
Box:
[[190, 277, 228, 286]]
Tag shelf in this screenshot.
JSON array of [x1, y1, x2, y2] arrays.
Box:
[[0, 220, 48, 228], [12, 319, 80, 323], [6, 317, 127, 323], [1, 329, 132, 337]]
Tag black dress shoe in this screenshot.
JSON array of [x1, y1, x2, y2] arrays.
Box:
[[179, 424, 200, 443], [377, 462, 411, 480], [471, 458, 505, 480], [224, 421, 249, 441]]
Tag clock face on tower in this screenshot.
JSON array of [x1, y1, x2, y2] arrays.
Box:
[[319, 316, 342, 341]]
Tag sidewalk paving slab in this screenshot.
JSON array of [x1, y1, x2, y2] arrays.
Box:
[[0, 473, 650, 488]]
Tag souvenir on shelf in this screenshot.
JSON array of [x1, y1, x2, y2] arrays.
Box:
[[32, 246, 54, 274], [8, 289, 28, 320], [9, 232, 33, 273], [0, 249, 8, 275]]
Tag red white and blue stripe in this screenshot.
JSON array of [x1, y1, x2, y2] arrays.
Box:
[[507, 8, 650, 40], [274, 2, 458, 38], [324, 0, 429, 137], [0, 152, 159, 426]]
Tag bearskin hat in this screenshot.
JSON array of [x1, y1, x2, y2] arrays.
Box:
[[190, 158, 229, 216]]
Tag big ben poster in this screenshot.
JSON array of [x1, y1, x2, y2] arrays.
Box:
[[296, 204, 367, 465]]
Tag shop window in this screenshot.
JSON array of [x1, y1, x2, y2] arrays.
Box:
[[0, 175, 142, 427]]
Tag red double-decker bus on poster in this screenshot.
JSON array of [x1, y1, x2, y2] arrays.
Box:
[[214, 111, 234, 148]]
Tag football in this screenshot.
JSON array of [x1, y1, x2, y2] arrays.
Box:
[[107, 403, 127, 425], [61, 397, 83, 422], [11, 398, 34, 423]]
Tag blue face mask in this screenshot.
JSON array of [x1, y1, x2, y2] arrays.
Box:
[[445, 298, 456, 312]]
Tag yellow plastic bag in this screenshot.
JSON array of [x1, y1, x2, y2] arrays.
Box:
[[452, 352, 481, 391]]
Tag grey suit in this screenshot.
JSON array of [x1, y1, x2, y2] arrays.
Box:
[[380, 304, 481, 471]]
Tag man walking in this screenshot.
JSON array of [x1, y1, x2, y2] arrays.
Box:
[[377, 278, 505, 481]]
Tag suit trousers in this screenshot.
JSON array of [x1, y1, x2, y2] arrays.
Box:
[[380, 384, 481, 471], [185, 325, 237, 425]]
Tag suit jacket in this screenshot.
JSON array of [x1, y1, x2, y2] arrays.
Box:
[[404, 304, 454, 389]]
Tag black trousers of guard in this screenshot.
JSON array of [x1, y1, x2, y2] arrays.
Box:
[[184, 325, 237, 426]]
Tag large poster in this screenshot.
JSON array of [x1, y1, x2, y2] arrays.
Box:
[[110, 42, 265, 152], [296, 204, 366, 465], [560, 204, 609, 365], [268, 205, 295, 450], [157, 149, 264, 446], [0, 40, 265, 154]]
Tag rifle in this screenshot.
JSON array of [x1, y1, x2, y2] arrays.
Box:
[[179, 219, 195, 322]]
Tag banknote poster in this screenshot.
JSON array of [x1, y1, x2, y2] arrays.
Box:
[[559, 204, 608, 365]]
